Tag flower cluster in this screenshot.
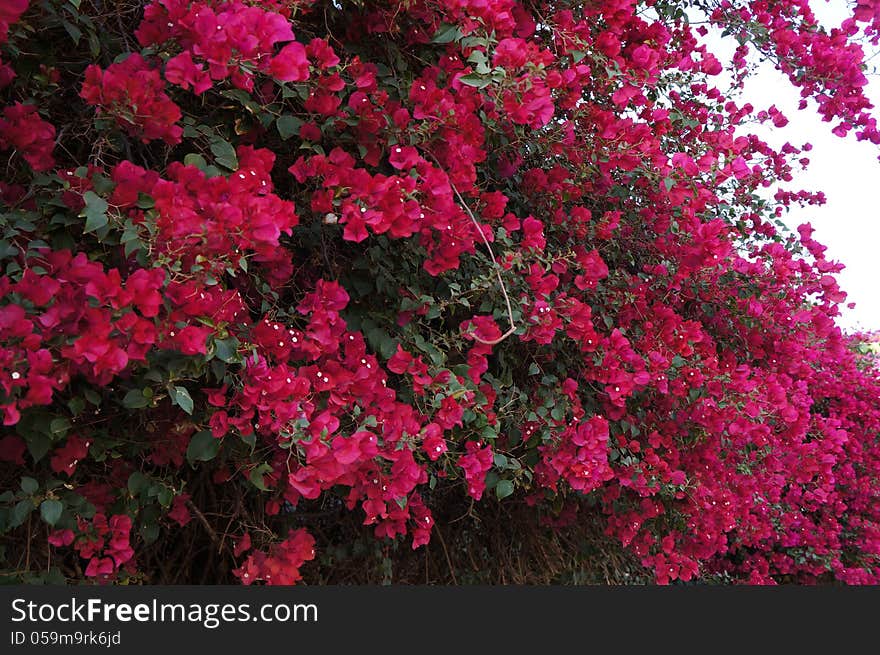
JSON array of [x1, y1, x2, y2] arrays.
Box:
[[1, 0, 879, 587], [136, 0, 314, 93], [0, 0, 27, 87], [109, 145, 298, 285], [81, 54, 183, 144], [0, 250, 166, 426], [71, 514, 134, 580], [234, 529, 315, 585], [0, 102, 55, 171]]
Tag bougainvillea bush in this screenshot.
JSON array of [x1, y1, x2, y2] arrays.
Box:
[[1, 0, 879, 586]]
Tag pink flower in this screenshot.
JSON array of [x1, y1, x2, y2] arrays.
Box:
[[168, 494, 192, 527], [458, 441, 494, 500], [48, 529, 75, 547], [270, 42, 310, 82], [730, 156, 751, 180], [50, 436, 91, 477], [521, 216, 546, 251], [81, 54, 182, 144], [421, 423, 447, 461], [0, 435, 26, 464], [0, 102, 55, 171], [234, 532, 252, 557], [388, 145, 420, 170], [164, 51, 212, 94], [85, 557, 115, 578], [170, 325, 212, 355]]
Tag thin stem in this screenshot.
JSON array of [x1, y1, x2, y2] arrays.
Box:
[[419, 148, 517, 345], [446, 173, 518, 346], [185, 498, 220, 547]]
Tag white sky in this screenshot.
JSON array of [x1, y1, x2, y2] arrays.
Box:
[[703, 1, 880, 332]]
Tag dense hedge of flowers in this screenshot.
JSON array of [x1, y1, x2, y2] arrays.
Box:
[[1, 0, 879, 585]]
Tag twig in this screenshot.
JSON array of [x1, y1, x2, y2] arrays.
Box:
[[217, 497, 243, 555], [185, 498, 220, 546], [449, 496, 477, 523], [25, 515, 32, 573], [423, 151, 518, 345], [434, 525, 458, 585]]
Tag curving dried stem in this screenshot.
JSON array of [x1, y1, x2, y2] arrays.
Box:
[[185, 498, 220, 547], [419, 148, 517, 345], [447, 179, 518, 346]]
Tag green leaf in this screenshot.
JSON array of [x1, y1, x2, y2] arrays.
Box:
[[61, 19, 82, 44], [184, 153, 208, 170], [460, 35, 490, 49], [88, 29, 101, 58], [249, 463, 273, 491], [495, 479, 514, 500], [10, 499, 33, 528], [122, 389, 150, 409], [366, 325, 398, 360], [136, 193, 155, 209], [144, 370, 163, 383], [67, 396, 85, 417], [141, 521, 160, 544], [276, 114, 303, 141], [26, 433, 51, 464], [20, 477, 38, 495], [81, 191, 108, 233], [282, 84, 309, 100], [49, 417, 70, 437], [458, 73, 492, 89], [212, 337, 239, 363], [432, 23, 462, 43], [210, 138, 238, 170], [210, 359, 226, 382], [467, 50, 488, 67], [157, 487, 173, 508], [186, 431, 220, 463], [138, 506, 161, 545], [412, 334, 444, 366], [124, 236, 142, 258], [170, 386, 194, 415], [120, 225, 140, 245], [40, 500, 63, 526], [127, 472, 149, 497]]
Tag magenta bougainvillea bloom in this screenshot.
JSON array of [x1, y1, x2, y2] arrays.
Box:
[[1, 0, 879, 586]]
